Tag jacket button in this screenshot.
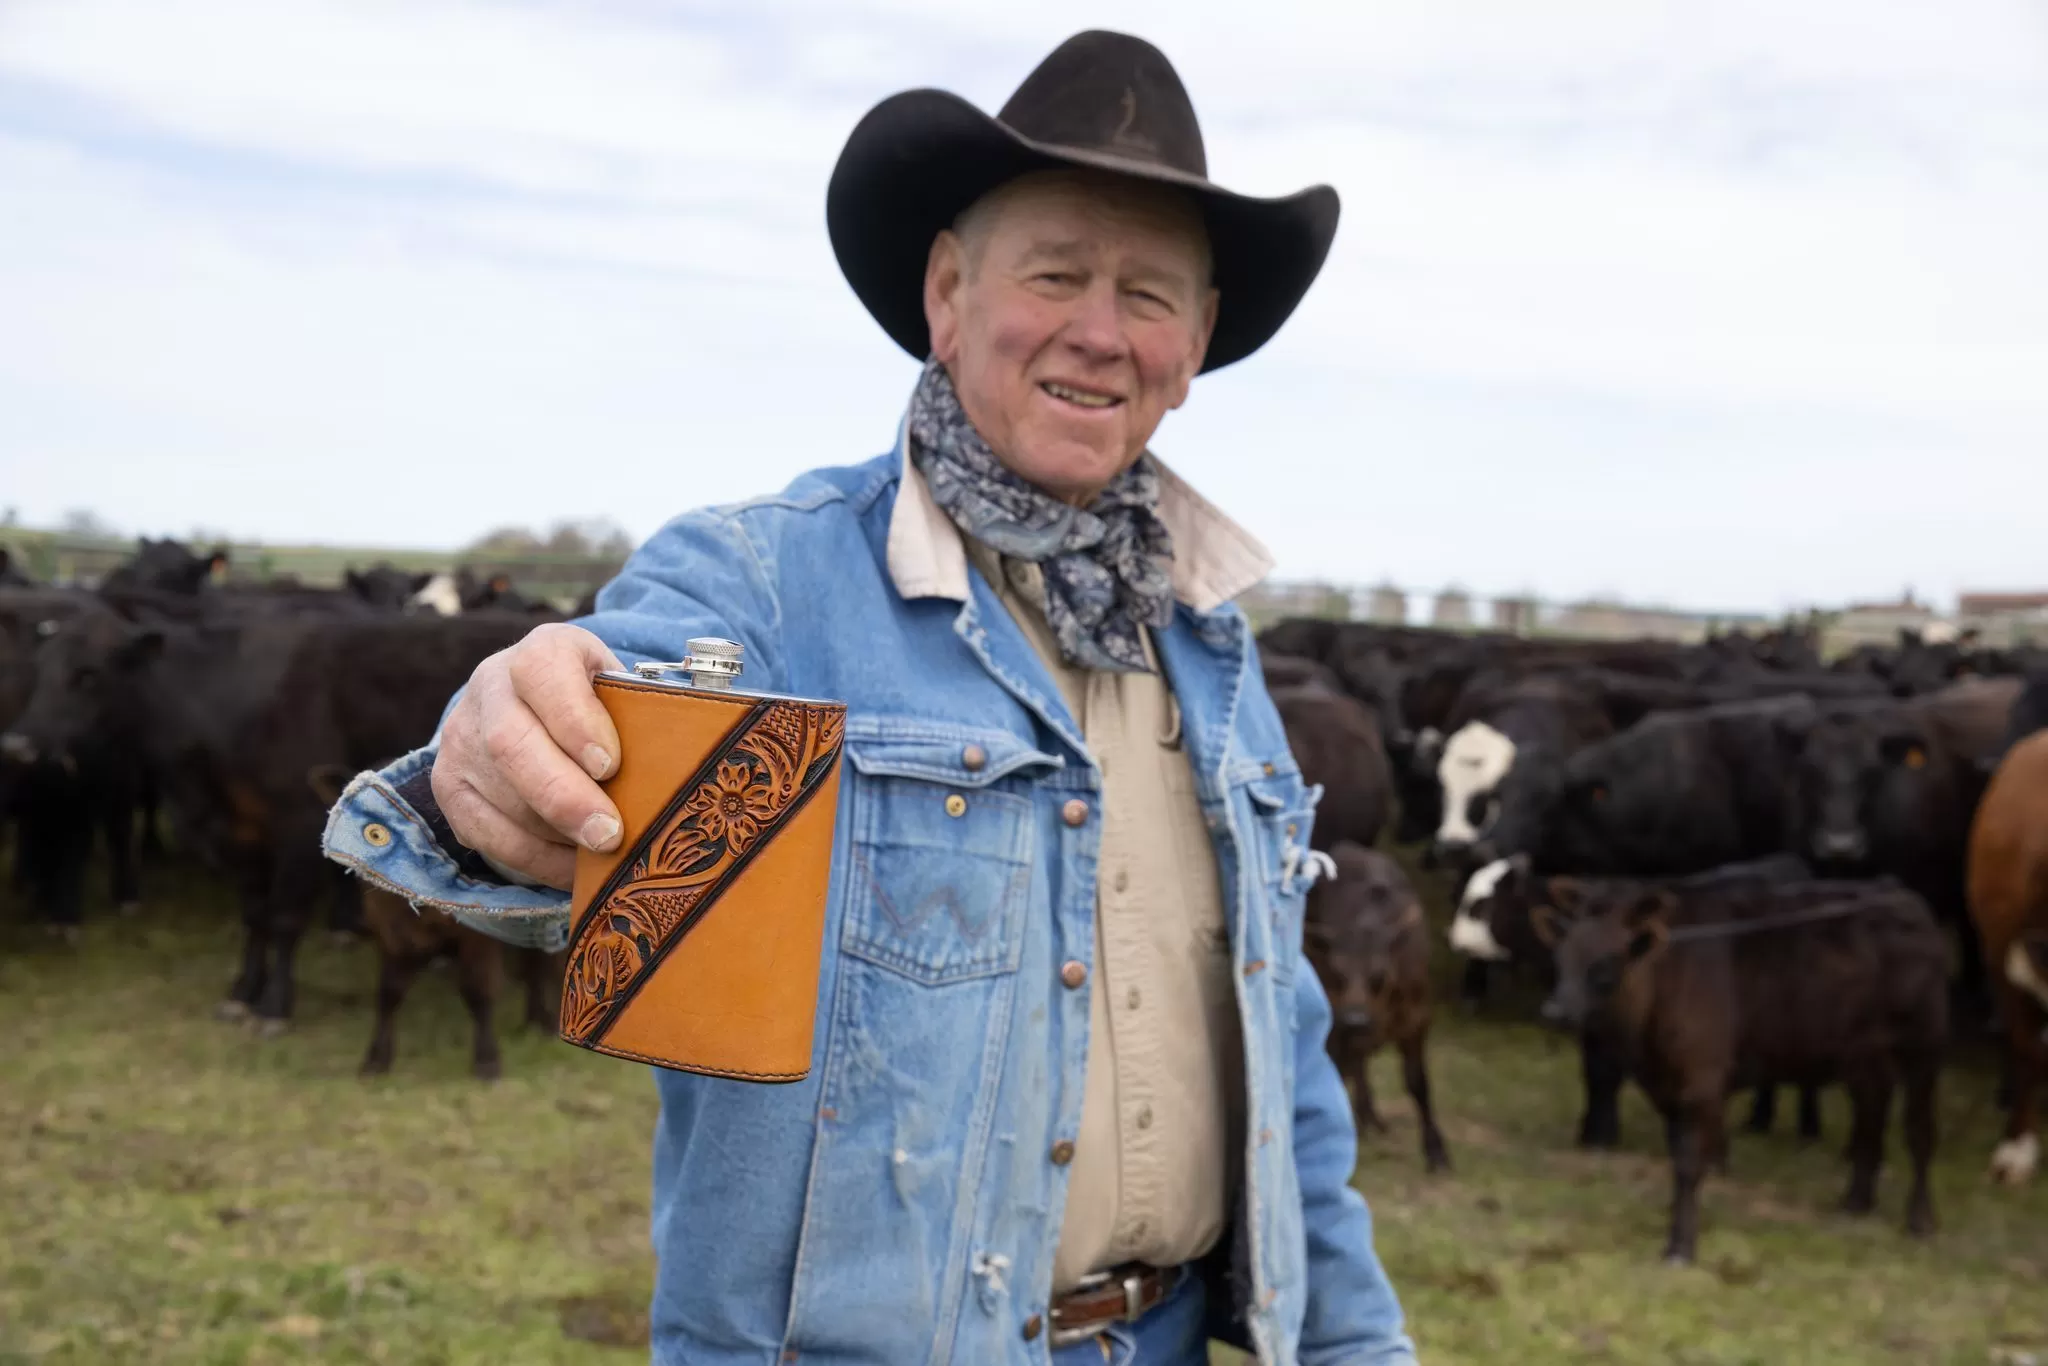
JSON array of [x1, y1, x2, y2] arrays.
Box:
[[1060, 960, 1087, 989], [944, 794, 967, 818], [1022, 1313, 1043, 1341], [1061, 798, 1089, 827], [962, 743, 987, 771], [362, 823, 392, 848], [1050, 1139, 1075, 1165]]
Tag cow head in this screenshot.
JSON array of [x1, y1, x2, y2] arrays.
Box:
[[1537, 887, 1672, 1031], [346, 566, 435, 609], [1, 614, 162, 768], [1431, 720, 1515, 867], [1304, 846, 1422, 1043], [1792, 710, 1940, 871], [1447, 853, 1531, 962]]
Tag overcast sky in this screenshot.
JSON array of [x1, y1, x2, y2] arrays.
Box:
[[2, 1, 2044, 614]]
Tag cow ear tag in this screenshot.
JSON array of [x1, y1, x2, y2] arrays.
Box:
[[1903, 746, 1927, 770]]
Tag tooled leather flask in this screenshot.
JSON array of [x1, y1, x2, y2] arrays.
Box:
[[561, 638, 845, 1081]]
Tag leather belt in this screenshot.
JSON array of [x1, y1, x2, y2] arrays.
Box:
[[1048, 1263, 1184, 1348]]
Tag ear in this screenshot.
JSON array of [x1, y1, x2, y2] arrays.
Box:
[[410, 571, 433, 593], [923, 229, 968, 367], [1624, 892, 1674, 959], [1165, 283, 1219, 413], [1530, 902, 1566, 947], [1548, 878, 1587, 917], [1880, 732, 1929, 770], [345, 569, 364, 592], [208, 548, 230, 571]]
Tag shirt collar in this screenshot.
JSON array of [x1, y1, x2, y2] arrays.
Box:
[[883, 415, 1275, 614]]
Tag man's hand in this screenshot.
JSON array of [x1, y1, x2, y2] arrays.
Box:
[[431, 623, 626, 890]]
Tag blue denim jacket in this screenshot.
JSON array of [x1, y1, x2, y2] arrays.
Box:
[[323, 440, 1416, 1366]]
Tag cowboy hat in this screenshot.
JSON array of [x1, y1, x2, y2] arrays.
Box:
[[826, 29, 1339, 374]]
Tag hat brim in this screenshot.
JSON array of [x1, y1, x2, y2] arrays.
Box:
[[826, 88, 1339, 374]]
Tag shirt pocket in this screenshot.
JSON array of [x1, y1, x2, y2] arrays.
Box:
[[840, 722, 1061, 987]]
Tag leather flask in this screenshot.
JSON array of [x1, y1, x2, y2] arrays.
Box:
[[561, 638, 845, 1081]]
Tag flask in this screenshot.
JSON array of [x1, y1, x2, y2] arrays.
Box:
[[562, 638, 845, 1081]]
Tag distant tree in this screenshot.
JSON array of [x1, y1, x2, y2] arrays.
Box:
[[464, 526, 546, 557], [60, 508, 121, 539]]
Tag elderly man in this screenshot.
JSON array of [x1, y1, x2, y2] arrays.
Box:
[[325, 30, 1414, 1366]]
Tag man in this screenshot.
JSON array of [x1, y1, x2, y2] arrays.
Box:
[[325, 30, 1415, 1366]]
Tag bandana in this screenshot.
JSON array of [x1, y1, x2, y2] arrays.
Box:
[[907, 358, 1175, 673]]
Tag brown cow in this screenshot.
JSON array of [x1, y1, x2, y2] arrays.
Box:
[[1967, 728, 2048, 1183], [1538, 879, 1946, 1263], [1272, 685, 1393, 853], [357, 885, 563, 1080], [1303, 842, 1450, 1171]]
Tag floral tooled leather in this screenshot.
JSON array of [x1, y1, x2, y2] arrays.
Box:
[[561, 697, 846, 1047]]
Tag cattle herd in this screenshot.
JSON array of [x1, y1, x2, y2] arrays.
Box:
[[1263, 615, 2048, 1263], [0, 538, 582, 1076], [5, 539, 2047, 1267]]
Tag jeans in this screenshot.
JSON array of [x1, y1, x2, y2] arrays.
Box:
[[1050, 1272, 1208, 1366]]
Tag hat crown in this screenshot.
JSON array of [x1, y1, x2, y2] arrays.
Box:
[[996, 30, 1207, 179]]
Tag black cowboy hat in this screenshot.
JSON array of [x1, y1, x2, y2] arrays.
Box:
[[827, 30, 1339, 374]]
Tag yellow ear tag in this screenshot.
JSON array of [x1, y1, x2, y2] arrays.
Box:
[[1904, 747, 1927, 770]]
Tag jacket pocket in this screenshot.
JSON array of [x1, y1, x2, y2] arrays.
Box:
[[840, 722, 1059, 986], [1245, 766, 1322, 984]]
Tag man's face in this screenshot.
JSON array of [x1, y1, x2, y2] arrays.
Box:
[[924, 170, 1219, 505]]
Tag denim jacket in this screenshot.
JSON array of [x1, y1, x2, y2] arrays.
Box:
[[322, 436, 1417, 1366]]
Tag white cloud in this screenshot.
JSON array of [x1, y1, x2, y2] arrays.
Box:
[[1, 0, 2044, 611]]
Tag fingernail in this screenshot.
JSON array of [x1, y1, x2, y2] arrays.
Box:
[[580, 813, 621, 852], [582, 744, 614, 780]]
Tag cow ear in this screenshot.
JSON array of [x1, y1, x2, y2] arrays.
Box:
[[1880, 733, 1929, 770], [1627, 890, 1679, 930], [1548, 879, 1586, 916], [1530, 902, 1565, 947], [1507, 851, 1532, 882], [410, 572, 434, 593], [489, 573, 511, 594]]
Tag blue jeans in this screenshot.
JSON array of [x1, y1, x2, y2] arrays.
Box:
[[1050, 1273, 1208, 1366]]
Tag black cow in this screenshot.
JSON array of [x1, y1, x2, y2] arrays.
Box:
[[99, 538, 228, 595], [0, 549, 35, 588], [1272, 683, 1392, 853], [1486, 696, 1816, 878], [1788, 677, 2021, 1022], [1538, 879, 1946, 1263], [344, 565, 434, 609]]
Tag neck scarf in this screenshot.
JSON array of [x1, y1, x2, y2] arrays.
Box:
[[907, 358, 1175, 673]]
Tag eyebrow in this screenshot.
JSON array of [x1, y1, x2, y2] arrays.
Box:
[[1014, 239, 1195, 292]]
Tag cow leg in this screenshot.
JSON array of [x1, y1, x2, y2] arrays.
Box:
[[1899, 1048, 1939, 1236], [221, 855, 271, 1019], [360, 947, 429, 1076], [1340, 1039, 1387, 1135], [1458, 959, 1491, 1010], [1578, 1033, 1624, 1150], [137, 765, 165, 863], [1952, 913, 1994, 1034], [100, 781, 140, 915], [253, 831, 326, 1034], [1840, 1063, 1893, 1216], [1400, 1033, 1451, 1173], [1991, 990, 2044, 1185], [455, 932, 504, 1081], [1744, 1086, 1776, 1135], [1798, 1083, 1824, 1142], [1662, 1103, 1713, 1265], [522, 950, 560, 1032]]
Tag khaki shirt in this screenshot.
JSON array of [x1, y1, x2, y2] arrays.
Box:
[[969, 544, 1247, 1291], [882, 444, 1274, 1290]]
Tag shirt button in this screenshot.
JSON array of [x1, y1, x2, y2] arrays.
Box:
[[943, 793, 967, 818], [1061, 798, 1089, 827], [1022, 1313, 1043, 1342], [1060, 960, 1088, 989], [1050, 1139, 1075, 1166], [1112, 870, 1129, 893], [1135, 1104, 1153, 1131], [962, 743, 987, 772], [1125, 986, 1141, 1010]]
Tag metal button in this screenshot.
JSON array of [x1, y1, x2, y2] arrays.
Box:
[[362, 823, 392, 848], [1050, 1139, 1075, 1166], [1022, 1313, 1043, 1342], [1126, 986, 1141, 1010], [1060, 960, 1088, 989], [1061, 798, 1089, 827], [944, 793, 967, 818], [1263, 762, 1276, 776], [1286, 822, 1298, 838], [1135, 1104, 1153, 1131], [962, 744, 987, 772]]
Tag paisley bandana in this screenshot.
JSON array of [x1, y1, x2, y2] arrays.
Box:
[[907, 358, 1175, 673]]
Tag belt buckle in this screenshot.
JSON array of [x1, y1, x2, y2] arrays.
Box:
[[1047, 1265, 1164, 1348]]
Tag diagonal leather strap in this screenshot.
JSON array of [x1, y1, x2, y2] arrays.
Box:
[[560, 696, 845, 1047]]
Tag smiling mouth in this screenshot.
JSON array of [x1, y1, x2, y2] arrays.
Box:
[[1041, 380, 1122, 410]]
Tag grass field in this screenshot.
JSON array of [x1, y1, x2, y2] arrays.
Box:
[[3, 860, 2046, 1366]]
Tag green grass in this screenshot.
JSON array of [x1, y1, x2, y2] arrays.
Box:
[[4, 863, 2046, 1366]]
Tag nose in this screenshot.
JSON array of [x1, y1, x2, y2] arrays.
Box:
[[0, 732, 35, 764], [1540, 997, 1577, 1030], [1336, 1007, 1375, 1034], [1064, 281, 1129, 359], [1812, 829, 1868, 863]]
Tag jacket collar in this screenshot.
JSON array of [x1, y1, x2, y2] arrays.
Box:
[[883, 415, 1275, 614]]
